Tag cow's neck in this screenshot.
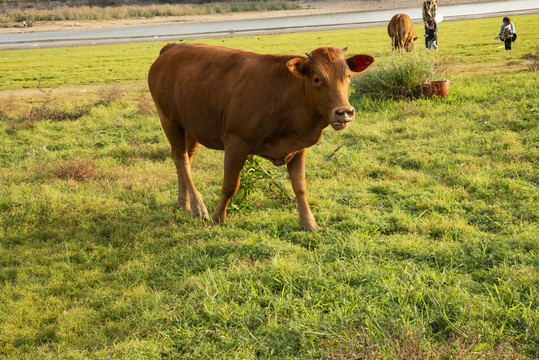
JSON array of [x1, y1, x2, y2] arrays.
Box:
[[255, 79, 328, 166]]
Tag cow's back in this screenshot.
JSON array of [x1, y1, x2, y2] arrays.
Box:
[[148, 44, 237, 149], [148, 43, 300, 150], [388, 14, 414, 50]]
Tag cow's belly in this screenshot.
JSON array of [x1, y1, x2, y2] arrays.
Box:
[[258, 151, 296, 166], [169, 100, 226, 150], [187, 129, 225, 151]]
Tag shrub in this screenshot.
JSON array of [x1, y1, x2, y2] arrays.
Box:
[[25, 104, 91, 121], [353, 52, 445, 101]]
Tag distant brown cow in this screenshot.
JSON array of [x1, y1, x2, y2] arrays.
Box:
[[148, 43, 374, 231], [388, 13, 417, 53]]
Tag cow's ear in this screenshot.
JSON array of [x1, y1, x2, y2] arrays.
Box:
[[346, 54, 375, 73], [287, 58, 307, 78]]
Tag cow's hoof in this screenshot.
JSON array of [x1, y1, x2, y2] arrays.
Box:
[[191, 205, 209, 219], [301, 222, 320, 231], [210, 214, 225, 227]]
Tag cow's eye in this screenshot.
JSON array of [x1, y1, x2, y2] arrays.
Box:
[[347, 74, 352, 81], [313, 76, 321, 85]]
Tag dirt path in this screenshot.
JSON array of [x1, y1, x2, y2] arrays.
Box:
[[0, 0, 501, 34]]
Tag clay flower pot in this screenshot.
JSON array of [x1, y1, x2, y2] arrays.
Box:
[[423, 80, 450, 98]]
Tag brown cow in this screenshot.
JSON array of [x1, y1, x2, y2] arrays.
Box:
[[148, 43, 374, 231], [388, 13, 417, 53]]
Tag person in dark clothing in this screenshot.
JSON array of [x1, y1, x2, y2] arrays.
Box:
[[426, 21, 438, 50], [499, 17, 517, 51]]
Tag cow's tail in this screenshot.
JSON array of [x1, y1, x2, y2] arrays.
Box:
[[396, 15, 405, 34], [396, 15, 405, 50]]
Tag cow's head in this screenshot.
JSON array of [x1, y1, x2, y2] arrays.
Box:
[[287, 46, 374, 130], [405, 37, 418, 52]]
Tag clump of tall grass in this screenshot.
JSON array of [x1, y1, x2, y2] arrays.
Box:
[[0, 1, 297, 24], [353, 52, 446, 101]]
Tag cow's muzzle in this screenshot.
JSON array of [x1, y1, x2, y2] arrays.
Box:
[[331, 107, 355, 130]]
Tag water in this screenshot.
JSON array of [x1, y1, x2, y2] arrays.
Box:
[[1, 0, 537, 50]]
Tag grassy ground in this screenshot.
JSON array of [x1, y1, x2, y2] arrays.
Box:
[[0, 14, 538, 359]]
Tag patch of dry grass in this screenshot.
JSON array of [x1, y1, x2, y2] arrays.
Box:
[[323, 327, 533, 360], [49, 157, 99, 182]]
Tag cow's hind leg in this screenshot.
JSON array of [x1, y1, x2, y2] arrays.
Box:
[[160, 115, 208, 218], [177, 134, 199, 211], [212, 144, 248, 225]]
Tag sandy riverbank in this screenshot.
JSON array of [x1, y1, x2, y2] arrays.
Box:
[[0, 0, 502, 34]]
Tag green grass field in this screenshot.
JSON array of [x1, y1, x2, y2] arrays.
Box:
[[0, 14, 538, 359]]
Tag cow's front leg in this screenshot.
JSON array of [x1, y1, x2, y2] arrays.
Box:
[[287, 149, 319, 231], [212, 145, 248, 225]]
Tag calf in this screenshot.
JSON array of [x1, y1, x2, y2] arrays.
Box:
[[148, 44, 374, 230], [388, 13, 417, 53]]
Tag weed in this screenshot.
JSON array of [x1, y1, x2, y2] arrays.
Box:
[[230, 155, 291, 213], [0, 95, 18, 116], [25, 103, 91, 122], [137, 91, 154, 116], [97, 85, 125, 105]]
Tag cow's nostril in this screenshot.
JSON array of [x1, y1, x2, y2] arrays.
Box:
[[335, 108, 355, 121]]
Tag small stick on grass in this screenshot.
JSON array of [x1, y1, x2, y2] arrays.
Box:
[[326, 145, 343, 161]]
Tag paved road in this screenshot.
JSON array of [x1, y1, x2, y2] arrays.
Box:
[[1, 0, 537, 50]]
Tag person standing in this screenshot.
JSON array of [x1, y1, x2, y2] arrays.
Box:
[[423, 0, 438, 49], [426, 21, 438, 50], [499, 17, 516, 51]]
